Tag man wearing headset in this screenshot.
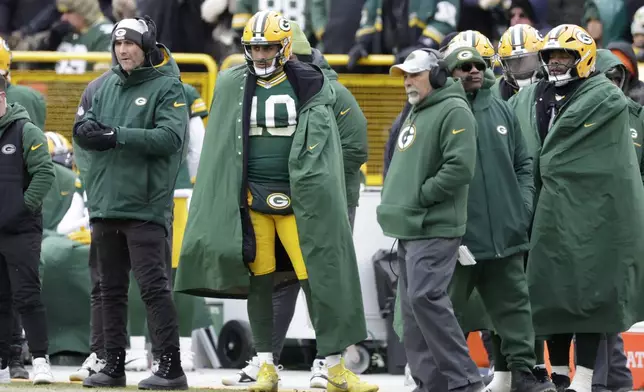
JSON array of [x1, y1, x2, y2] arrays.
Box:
[[73, 17, 189, 390], [377, 48, 483, 392], [442, 44, 555, 392]]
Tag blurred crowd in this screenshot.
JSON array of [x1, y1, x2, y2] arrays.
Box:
[[2, 0, 644, 73]]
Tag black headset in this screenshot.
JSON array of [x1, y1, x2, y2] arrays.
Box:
[[135, 16, 157, 55], [418, 48, 449, 89]]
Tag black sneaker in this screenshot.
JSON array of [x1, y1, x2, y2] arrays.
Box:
[[83, 349, 126, 388], [511, 369, 557, 392], [8, 345, 28, 379], [138, 350, 188, 390], [551, 373, 571, 392], [533, 366, 552, 383]]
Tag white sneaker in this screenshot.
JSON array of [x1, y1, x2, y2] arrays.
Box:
[[221, 356, 260, 386], [309, 358, 328, 389], [179, 337, 195, 372], [69, 352, 106, 381], [404, 363, 415, 386], [124, 349, 149, 371], [0, 362, 9, 384], [32, 357, 54, 385]]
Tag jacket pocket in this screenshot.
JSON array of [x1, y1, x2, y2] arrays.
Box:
[[376, 204, 428, 238]]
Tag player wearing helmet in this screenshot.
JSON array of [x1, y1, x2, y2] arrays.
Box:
[[495, 24, 544, 101], [447, 30, 496, 69], [0, 38, 46, 132], [176, 11, 377, 392], [510, 24, 644, 392]]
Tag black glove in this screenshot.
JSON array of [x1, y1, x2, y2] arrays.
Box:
[[74, 120, 117, 151], [347, 43, 369, 70], [45, 21, 74, 50]]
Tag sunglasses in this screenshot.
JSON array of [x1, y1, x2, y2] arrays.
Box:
[[459, 63, 485, 72]]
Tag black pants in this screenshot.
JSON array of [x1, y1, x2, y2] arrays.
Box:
[[92, 219, 179, 354], [0, 231, 49, 360], [89, 228, 174, 358]]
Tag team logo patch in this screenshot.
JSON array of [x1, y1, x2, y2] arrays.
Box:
[[632, 128, 638, 139], [114, 28, 127, 38], [397, 125, 417, 151], [497, 125, 508, 135], [135, 97, 147, 106], [575, 30, 593, 45], [457, 50, 473, 60], [1, 144, 16, 155], [278, 19, 291, 32], [267, 193, 291, 210]]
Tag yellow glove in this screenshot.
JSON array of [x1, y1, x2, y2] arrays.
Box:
[[191, 176, 196, 185], [68, 227, 91, 245]]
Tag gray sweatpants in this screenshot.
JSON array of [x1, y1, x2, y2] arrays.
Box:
[[592, 334, 633, 392], [398, 238, 481, 392]]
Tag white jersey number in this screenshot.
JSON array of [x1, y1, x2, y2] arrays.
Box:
[[250, 94, 297, 136], [55, 42, 89, 74]]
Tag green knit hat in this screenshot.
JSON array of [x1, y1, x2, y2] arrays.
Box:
[[444, 46, 487, 73], [290, 20, 312, 56]]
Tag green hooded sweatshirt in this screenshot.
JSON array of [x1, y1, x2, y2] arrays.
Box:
[[377, 78, 477, 239], [6, 82, 46, 130], [595, 48, 644, 183], [75, 46, 188, 227], [312, 50, 368, 207], [41, 164, 80, 231], [0, 103, 54, 211], [461, 67, 534, 259]]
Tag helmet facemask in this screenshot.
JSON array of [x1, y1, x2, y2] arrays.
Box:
[[243, 42, 288, 78], [502, 52, 541, 88], [539, 48, 580, 86]]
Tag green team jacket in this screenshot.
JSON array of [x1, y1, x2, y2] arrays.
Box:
[[6, 82, 46, 130], [596, 48, 644, 183], [42, 164, 80, 231], [462, 70, 534, 260], [356, 0, 460, 45], [175, 83, 209, 190], [312, 50, 368, 207], [0, 104, 54, 211], [377, 78, 477, 240], [175, 62, 367, 356], [233, 0, 313, 37], [527, 74, 644, 334], [74, 46, 188, 227]]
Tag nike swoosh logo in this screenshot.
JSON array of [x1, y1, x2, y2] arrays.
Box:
[[173, 102, 186, 107], [452, 128, 466, 135], [308, 143, 320, 151], [584, 123, 596, 128], [326, 379, 348, 390], [31, 143, 43, 151], [340, 108, 351, 116], [60, 191, 70, 196], [103, 131, 114, 136]]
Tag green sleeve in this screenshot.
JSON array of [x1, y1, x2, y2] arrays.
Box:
[[511, 112, 535, 215], [116, 82, 188, 156], [33, 91, 47, 131], [333, 82, 368, 177], [22, 123, 55, 211], [355, 0, 382, 44], [419, 107, 477, 206], [413, 0, 460, 44], [232, 0, 255, 31], [183, 83, 208, 119], [582, 0, 600, 23], [637, 109, 644, 185], [310, 0, 328, 41]]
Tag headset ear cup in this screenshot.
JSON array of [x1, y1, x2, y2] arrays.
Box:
[[137, 16, 157, 53], [429, 60, 448, 89]]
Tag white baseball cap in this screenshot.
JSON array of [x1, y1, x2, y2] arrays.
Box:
[[390, 50, 439, 77]]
